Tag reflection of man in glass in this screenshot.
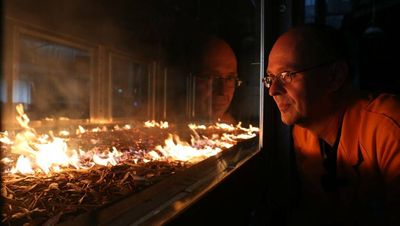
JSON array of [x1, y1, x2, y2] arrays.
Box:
[[192, 37, 240, 123]]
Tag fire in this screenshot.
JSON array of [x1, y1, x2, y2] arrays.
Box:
[[0, 131, 12, 144], [9, 111, 82, 174], [154, 122, 259, 163], [144, 120, 169, 128], [2, 104, 124, 174], [92, 147, 123, 166], [153, 134, 222, 162], [189, 121, 259, 134], [12, 155, 33, 174], [1, 104, 259, 175]]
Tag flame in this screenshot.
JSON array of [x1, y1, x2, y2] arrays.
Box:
[[93, 148, 122, 166], [9, 128, 82, 174], [0, 132, 13, 144], [2, 104, 126, 175], [111, 124, 132, 131], [144, 120, 169, 128], [188, 124, 207, 130], [154, 134, 221, 162], [1, 104, 259, 175], [152, 122, 259, 163], [76, 125, 86, 134], [189, 122, 259, 134], [59, 130, 70, 136], [11, 155, 34, 174]]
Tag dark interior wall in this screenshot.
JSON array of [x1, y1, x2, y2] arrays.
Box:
[[4, 0, 161, 58], [342, 1, 400, 94]]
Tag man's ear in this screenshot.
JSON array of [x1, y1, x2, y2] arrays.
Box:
[[328, 60, 348, 92]]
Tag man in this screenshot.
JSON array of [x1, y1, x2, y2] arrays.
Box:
[[265, 24, 400, 225], [191, 36, 239, 123]]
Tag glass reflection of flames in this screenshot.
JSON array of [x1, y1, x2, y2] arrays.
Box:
[[0, 104, 259, 175]]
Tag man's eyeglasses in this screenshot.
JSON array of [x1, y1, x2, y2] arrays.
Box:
[[262, 60, 336, 89], [196, 74, 242, 88]]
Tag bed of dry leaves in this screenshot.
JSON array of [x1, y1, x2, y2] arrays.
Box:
[[1, 123, 248, 225], [2, 160, 187, 225], [1, 127, 189, 225]]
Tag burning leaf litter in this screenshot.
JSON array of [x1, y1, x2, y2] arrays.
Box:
[[1, 104, 259, 225]]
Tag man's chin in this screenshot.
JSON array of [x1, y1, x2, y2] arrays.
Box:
[[280, 113, 296, 125]]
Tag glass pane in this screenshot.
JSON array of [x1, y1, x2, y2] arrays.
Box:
[[111, 55, 149, 119], [2, 0, 262, 224], [16, 34, 91, 120]]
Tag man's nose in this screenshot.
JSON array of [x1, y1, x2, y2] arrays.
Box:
[[268, 79, 285, 96]]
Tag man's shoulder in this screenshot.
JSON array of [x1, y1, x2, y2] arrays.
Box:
[[366, 93, 400, 115], [351, 92, 400, 126], [343, 92, 400, 144]]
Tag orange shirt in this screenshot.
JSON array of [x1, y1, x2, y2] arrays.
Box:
[[292, 93, 400, 225]]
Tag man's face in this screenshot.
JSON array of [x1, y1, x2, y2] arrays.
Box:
[[267, 36, 332, 126], [196, 42, 237, 120]]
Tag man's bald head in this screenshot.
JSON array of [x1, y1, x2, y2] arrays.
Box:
[[191, 36, 237, 74], [270, 24, 347, 68]]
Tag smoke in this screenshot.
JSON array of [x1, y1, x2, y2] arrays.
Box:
[[4, 0, 159, 122]]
